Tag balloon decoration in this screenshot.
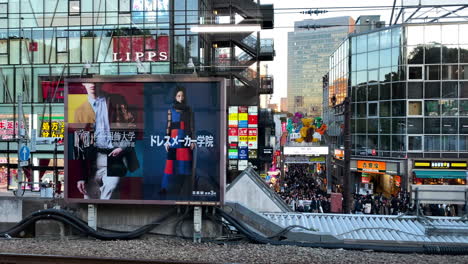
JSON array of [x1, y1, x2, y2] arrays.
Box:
[[294, 116, 328, 143]]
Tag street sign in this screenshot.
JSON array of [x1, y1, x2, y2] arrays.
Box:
[[19, 160, 28, 167], [19, 145, 30, 161]]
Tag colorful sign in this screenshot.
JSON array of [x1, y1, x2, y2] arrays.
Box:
[[228, 127, 238, 143], [361, 174, 370, 183], [41, 121, 65, 138], [228, 106, 238, 128], [357, 160, 387, 174], [283, 146, 328, 156], [248, 106, 258, 128], [239, 147, 248, 160], [228, 149, 238, 159], [66, 78, 225, 205], [248, 128, 257, 149], [238, 128, 248, 147], [334, 149, 344, 160], [248, 149, 257, 159], [414, 160, 467, 170]]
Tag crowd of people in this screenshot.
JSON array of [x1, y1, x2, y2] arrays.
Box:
[[274, 164, 464, 216], [277, 164, 332, 213], [352, 193, 410, 215]]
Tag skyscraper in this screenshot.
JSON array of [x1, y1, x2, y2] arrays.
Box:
[[287, 16, 354, 116]]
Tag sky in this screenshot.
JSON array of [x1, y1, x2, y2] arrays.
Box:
[[260, 0, 397, 104]]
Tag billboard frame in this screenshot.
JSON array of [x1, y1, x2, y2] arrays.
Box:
[[64, 75, 227, 206]]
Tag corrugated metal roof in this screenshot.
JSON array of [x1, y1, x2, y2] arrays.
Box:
[[262, 213, 468, 244]]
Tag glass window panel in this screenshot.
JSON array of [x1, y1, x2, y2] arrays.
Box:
[[408, 101, 422, 116], [379, 48, 391, 68], [356, 119, 366, 133], [379, 119, 390, 133], [69, 1, 80, 15], [356, 135, 366, 151], [368, 119, 378, 133], [368, 70, 378, 83], [357, 71, 367, 85], [425, 136, 440, 152], [425, 100, 440, 116], [351, 36, 357, 54], [461, 118, 468, 133], [392, 82, 405, 99], [408, 118, 423, 134], [391, 47, 399, 66], [368, 85, 378, 100], [351, 55, 357, 72], [441, 24, 458, 44], [357, 86, 367, 102], [398, 66, 406, 81], [392, 27, 401, 47], [392, 118, 406, 134], [442, 136, 458, 152], [425, 65, 440, 80], [368, 51, 378, 69], [357, 103, 366, 117], [0, 39, 6, 54], [367, 32, 379, 51], [356, 53, 367, 71], [441, 100, 458, 116], [407, 45, 424, 64], [380, 135, 390, 151], [461, 65, 468, 80], [425, 45, 441, 64], [408, 82, 423, 98], [356, 35, 367, 53], [379, 67, 392, 82], [408, 66, 423, 80], [408, 136, 423, 151], [460, 100, 468, 116], [425, 118, 441, 134], [442, 45, 458, 63], [460, 82, 468, 98], [460, 136, 468, 151], [407, 26, 424, 46], [460, 25, 468, 44], [380, 101, 390, 117], [425, 82, 440, 98], [380, 83, 390, 100], [392, 100, 405, 116], [368, 102, 378, 117], [460, 45, 468, 63], [392, 135, 405, 152], [380, 29, 391, 50], [425, 25, 441, 44], [368, 135, 378, 150], [442, 118, 458, 134], [442, 65, 459, 80]]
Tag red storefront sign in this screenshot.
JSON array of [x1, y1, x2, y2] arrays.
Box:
[[41, 81, 64, 101], [29, 42, 38, 51], [112, 35, 169, 62]]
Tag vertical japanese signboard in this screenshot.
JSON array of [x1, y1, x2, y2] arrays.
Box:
[[66, 77, 225, 205]]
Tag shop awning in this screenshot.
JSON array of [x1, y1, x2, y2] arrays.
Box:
[[414, 170, 467, 179]]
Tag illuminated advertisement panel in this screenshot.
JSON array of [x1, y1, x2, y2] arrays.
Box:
[[65, 77, 226, 205]]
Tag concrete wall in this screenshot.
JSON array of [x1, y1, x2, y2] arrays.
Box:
[[0, 199, 22, 222]]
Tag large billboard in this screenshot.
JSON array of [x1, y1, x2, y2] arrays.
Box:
[[65, 76, 226, 205]]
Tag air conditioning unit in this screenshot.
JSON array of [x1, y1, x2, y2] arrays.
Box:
[[375, 21, 385, 28]]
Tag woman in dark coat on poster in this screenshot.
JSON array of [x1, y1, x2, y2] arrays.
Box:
[[160, 87, 195, 197]]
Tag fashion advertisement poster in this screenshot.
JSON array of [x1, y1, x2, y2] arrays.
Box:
[[65, 78, 225, 205]]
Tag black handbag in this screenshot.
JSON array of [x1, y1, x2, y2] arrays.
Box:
[[107, 155, 128, 177]]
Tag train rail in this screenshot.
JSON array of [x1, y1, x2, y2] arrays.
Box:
[[0, 253, 209, 264]]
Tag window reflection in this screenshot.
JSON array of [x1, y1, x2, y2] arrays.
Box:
[[367, 32, 379, 51], [442, 118, 458, 134], [391, 27, 401, 47], [442, 135, 458, 151], [425, 45, 441, 64], [442, 45, 458, 63], [379, 49, 391, 68], [357, 53, 367, 71], [425, 100, 440, 116], [357, 35, 367, 53], [407, 45, 424, 64], [380, 29, 391, 50], [407, 118, 423, 133], [441, 24, 458, 44], [424, 25, 441, 44], [408, 82, 423, 98], [425, 136, 440, 151], [407, 26, 424, 46], [460, 45, 468, 63], [442, 65, 458, 80], [424, 118, 440, 134], [368, 51, 378, 69], [442, 82, 458, 98], [441, 100, 458, 116]]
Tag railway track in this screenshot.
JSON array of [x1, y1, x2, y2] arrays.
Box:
[[0, 253, 208, 264]]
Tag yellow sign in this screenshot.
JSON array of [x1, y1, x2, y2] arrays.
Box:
[[238, 113, 248, 121], [357, 160, 387, 174], [41, 121, 64, 138], [228, 113, 238, 120]]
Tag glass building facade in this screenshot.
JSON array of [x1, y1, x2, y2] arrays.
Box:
[[328, 22, 468, 193], [287, 16, 354, 117], [0, 0, 273, 192]]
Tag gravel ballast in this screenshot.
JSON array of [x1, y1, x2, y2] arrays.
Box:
[[1, 236, 468, 264]]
